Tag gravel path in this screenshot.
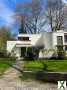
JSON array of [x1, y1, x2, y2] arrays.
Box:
[[0, 68, 58, 90]]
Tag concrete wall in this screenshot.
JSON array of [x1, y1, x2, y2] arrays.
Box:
[[7, 41, 17, 53], [7, 41, 21, 58], [39, 32, 54, 58], [18, 34, 42, 46], [42, 32, 53, 49], [13, 47, 21, 58], [7, 31, 66, 58], [7, 33, 56, 58]]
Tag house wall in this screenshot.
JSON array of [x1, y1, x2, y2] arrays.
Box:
[[7, 31, 67, 59], [18, 33, 53, 48], [13, 47, 21, 58], [42, 32, 53, 49], [18, 34, 41, 46], [7, 41, 17, 53], [31, 34, 43, 46], [7, 41, 21, 58], [18, 34, 42, 46], [39, 32, 54, 59]]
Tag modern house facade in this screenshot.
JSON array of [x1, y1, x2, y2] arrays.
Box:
[[7, 30, 67, 59]]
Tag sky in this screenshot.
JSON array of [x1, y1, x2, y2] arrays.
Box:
[[0, 0, 67, 33], [63, 0, 67, 3], [0, 0, 32, 33]]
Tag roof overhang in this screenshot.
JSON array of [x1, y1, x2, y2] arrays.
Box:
[[16, 44, 32, 47]]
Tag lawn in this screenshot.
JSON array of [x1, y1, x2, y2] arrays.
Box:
[[44, 60, 67, 72], [0, 57, 16, 76], [24, 60, 67, 72]]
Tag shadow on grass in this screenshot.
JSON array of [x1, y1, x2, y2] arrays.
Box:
[[6, 62, 65, 84], [19, 71, 58, 84], [5, 58, 67, 84]]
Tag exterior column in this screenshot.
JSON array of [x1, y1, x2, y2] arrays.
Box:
[[63, 45, 65, 51]]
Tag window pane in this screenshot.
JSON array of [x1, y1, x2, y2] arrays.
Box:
[[18, 37, 29, 41], [57, 36, 63, 45], [64, 35, 67, 42]]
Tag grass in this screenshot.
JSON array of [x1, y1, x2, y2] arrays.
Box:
[[44, 60, 67, 72], [24, 61, 46, 71], [0, 57, 16, 76], [0, 61, 10, 75], [24, 60, 67, 72], [20, 60, 67, 81]]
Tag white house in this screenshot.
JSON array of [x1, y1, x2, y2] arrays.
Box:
[[7, 30, 67, 59]]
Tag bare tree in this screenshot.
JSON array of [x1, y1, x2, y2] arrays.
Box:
[[46, 0, 67, 31], [15, 0, 67, 33], [0, 27, 15, 52], [15, 0, 46, 34]]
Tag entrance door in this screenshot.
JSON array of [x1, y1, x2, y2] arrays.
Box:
[[21, 47, 26, 57], [57, 36, 63, 50], [57, 36, 64, 58]]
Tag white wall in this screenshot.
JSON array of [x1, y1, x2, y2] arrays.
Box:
[[14, 47, 21, 57], [7, 31, 66, 58], [7, 41, 21, 58], [42, 32, 53, 49], [7, 41, 17, 53], [31, 34, 42, 46], [18, 34, 42, 46], [18, 33, 53, 49]]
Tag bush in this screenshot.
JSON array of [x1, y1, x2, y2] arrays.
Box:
[[57, 50, 65, 59], [57, 46, 66, 59], [0, 52, 5, 57]]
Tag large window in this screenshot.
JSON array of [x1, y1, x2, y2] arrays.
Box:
[[65, 46, 67, 51], [64, 35, 67, 42], [18, 37, 29, 41], [57, 36, 63, 45]]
